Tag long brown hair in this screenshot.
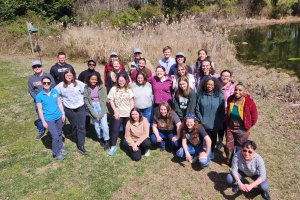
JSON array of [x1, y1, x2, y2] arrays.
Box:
[[181, 117, 200, 146], [177, 63, 188, 78], [129, 107, 143, 123], [197, 58, 215, 77], [63, 69, 77, 88], [155, 102, 173, 129], [175, 76, 191, 98], [116, 73, 130, 91]]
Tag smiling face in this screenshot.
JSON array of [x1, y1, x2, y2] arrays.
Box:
[[242, 146, 255, 161], [65, 72, 74, 82], [42, 78, 51, 90], [58, 55, 66, 64], [198, 50, 207, 61], [159, 105, 168, 117], [32, 65, 43, 75], [206, 80, 214, 93], [163, 49, 171, 59], [177, 65, 186, 77], [134, 52, 141, 60], [202, 61, 211, 74], [186, 118, 195, 130], [88, 62, 96, 70], [138, 59, 145, 69], [137, 74, 144, 85], [156, 67, 165, 79], [234, 85, 245, 99], [221, 71, 231, 85], [89, 75, 98, 86], [112, 61, 120, 71], [118, 76, 126, 88], [131, 110, 140, 122], [179, 80, 188, 91], [176, 56, 185, 64]]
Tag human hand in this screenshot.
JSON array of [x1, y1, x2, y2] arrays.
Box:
[[42, 121, 48, 129], [171, 135, 178, 142], [132, 145, 139, 152], [186, 153, 192, 163], [156, 136, 163, 143], [114, 112, 120, 120], [238, 183, 248, 192], [244, 184, 253, 192], [62, 114, 65, 122]]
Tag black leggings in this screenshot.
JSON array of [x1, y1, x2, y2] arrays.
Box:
[[124, 138, 151, 161]]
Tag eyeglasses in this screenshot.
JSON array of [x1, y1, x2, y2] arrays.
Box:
[[242, 149, 254, 154], [32, 65, 42, 69], [43, 82, 51, 85], [88, 63, 96, 66]]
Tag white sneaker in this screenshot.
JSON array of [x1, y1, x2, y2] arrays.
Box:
[[144, 149, 150, 157]]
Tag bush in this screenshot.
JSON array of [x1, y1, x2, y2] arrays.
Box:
[[92, 10, 109, 25], [139, 4, 164, 23], [111, 8, 141, 28]]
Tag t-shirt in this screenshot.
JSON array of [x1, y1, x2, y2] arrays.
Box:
[[131, 82, 153, 109], [107, 86, 134, 117], [35, 89, 62, 121], [90, 86, 99, 102], [229, 105, 246, 132], [153, 111, 181, 132], [55, 80, 86, 109], [184, 125, 207, 148]]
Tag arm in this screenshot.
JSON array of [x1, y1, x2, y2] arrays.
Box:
[[173, 97, 183, 119], [57, 97, 65, 122], [109, 99, 120, 120], [250, 99, 258, 127], [130, 97, 134, 110], [186, 91, 197, 115], [83, 88, 98, 119], [136, 119, 150, 146], [99, 86, 108, 118], [124, 122, 135, 148], [27, 79, 36, 99], [195, 97, 203, 122], [182, 137, 192, 163], [36, 103, 48, 129], [202, 135, 211, 156], [175, 122, 182, 139], [152, 123, 162, 142], [231, 153, 248, 192]]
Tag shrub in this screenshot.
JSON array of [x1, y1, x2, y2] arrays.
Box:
[[111, 8, 141, 28], [92, 10, 109, 25], [139, 4, 164, 23]]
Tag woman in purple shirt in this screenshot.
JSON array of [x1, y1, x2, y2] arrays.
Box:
[[148, 66, 173, 107]]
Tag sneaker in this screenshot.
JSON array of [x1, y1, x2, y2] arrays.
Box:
[[261, 192, 271, 200], [60, 148, 68, 156], [108, 146, 117, 156], [55, 155, 64, 161], [35, 133, 43, 141], [144, 149, 150, 157], [232, 185, 239, 193], [217, 142, 223, 150], [77, 146, 89, 155]]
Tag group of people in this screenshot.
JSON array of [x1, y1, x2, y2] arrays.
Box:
[[27, 47, 270, 199]]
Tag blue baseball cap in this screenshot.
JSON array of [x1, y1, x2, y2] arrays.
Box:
[[185, 113, 197, 120]]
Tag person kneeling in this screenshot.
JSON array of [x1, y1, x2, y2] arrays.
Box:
[[124, 108, 151, 161], [226, 140, 270, 200], [176, 114, 212, 167]]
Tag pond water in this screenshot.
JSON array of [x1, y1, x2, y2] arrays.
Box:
[[230, 22, 300, 78]]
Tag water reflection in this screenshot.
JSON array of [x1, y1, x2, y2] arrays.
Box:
[[230, 23, 300, 78]]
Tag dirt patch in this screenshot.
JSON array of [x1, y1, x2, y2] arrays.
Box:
[[35, 162, 59, 174]]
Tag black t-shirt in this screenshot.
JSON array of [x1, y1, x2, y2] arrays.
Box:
[[78, 69, 101, 83], [184, 125, 207, 148]]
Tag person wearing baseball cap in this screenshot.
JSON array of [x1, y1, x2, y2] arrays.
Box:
[[78, 59, 101, 83], [28, 60, 55, 140], [127, 48, 154, 75], [104, 51, 125, 86], [168, 51, 193, 77]]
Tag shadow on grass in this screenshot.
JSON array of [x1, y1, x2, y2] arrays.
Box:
[[207, 171, 262, 199], [211, 149, 227, 165], [41, 132, 52, 149]]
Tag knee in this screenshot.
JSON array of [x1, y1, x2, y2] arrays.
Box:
[[260, 180, 270, 192], [132, 155, 142, 162], [226, 173, 234, 185], [150, 134, 157, 144], [176, 148, 184, 158], [199, 156, 210, 168]]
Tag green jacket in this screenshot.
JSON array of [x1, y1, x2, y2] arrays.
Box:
[[173, 90, 197, 120], [83, 84, 108, 119]]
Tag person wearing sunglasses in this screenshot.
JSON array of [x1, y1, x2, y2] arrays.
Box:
[[78, 59, 101, 84], [28, 60, 55, 141], [36, 76, 66, 160], [226, 140, 270, 200]]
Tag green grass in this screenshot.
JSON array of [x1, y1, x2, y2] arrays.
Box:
[[0, 58, 299, 199]]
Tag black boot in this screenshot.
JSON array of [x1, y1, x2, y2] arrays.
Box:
[[103, 140, 110, 151], [77, 146, 89, 155]]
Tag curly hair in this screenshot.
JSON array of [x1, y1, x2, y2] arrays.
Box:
[[199, 77, 222, 96], [155, 102, 173, 130]]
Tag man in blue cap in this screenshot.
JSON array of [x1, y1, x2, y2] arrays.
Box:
[[28, 60, 55, 140]]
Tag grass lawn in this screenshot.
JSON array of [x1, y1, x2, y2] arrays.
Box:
[[0, 58, 299, 199]]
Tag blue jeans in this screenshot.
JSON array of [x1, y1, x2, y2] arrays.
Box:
[[139, 106, 152, 124], [46, 118, 63, 157], [35, 104, 45, 135], [176, 143, 200, 158], [226, 171, 270, 193], [92, 102, 109, 141], [150, 131, 180, 149]]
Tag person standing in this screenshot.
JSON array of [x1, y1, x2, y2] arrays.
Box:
[[195, 77, 225, 159], [168, 52, 193, 77], [36, 76, 66, 160], [226, 140, 270, 200], [158, 46, 176, 74], [104, 52, 125, 86], [106, 60, 130, 93], [78, 59, 101, 83], [127, 48, 154, 74], [55, 70, 88, 155], [130, 58, 152, 82], [28, 60, 55, 140], [50, 52, 76, 85]]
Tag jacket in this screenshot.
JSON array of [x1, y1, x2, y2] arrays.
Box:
[[173, 90, 197, 119], [83, 84, 108, 119], [226, 94, 258, 131]]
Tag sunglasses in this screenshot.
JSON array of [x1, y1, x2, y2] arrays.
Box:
[[32, 65, 42, 69], [43, 82, 51, 85], [88, 63, 96, 66], [242, 149, 254, 154]]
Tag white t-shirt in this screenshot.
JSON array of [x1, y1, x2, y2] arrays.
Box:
[[107, 86, 134, 117], [55, 80, 86, 109]]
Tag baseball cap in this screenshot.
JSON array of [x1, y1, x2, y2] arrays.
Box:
[[110, 52, 118, 56], [134, 48, 142, 53], [176, 52, 185, 57], [87, 59, 96, 64], [32, 60, 42, 67]]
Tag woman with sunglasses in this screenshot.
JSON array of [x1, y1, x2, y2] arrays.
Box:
[[224, 83, 258, 165], [36, 76, 66, 160], [176, 114, 212, 167], [226, 140, 270, 200], [55, 70, 88, 155]]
